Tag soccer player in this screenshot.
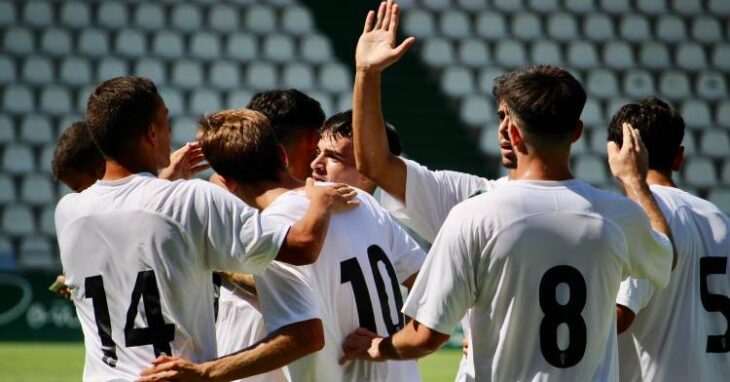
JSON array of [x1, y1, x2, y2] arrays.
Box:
[[51, 121, 106, 193], [311, 109, 402, 196], [56, 76, 352, 381], [50, 121, 209, 300], [247, 89, 325, 180], [341, 4, 676, 380], [138, 108, 425, 381], [350, 2, 511, 379], [210, 89, 326, 382], [611, 98, 730, 382]]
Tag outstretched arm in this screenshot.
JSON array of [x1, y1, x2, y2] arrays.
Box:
[[137, 319, 324, 382], [353, 0, 415, 203]]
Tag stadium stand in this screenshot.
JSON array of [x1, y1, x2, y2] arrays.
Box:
[[0, 0, 353, 269], [396, 0, 729, 211], [0, 0, 727, 270]]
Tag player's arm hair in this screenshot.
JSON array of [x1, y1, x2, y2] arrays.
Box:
[[622, 180, 677, 269], [402, 272, 418, 292], [352, 70, 408, 203], [378, 318, 450, 360], [200, 319, 324, 381], [616, 304, 636, 334]]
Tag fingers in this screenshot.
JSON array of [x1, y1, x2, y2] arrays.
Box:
[[389, 3, 400, 32], [374, 1, 386, 30], [606, 141, 619, 159], [394, 36, 416, 59], [151, 355, 175, 366], [363, 10, 375, 33], [621, 123, 634, 152], [382, 0, 393, 31], [189, 164, 210, 175], [306, 177, 315, 188], [355, 327, 378, 337]]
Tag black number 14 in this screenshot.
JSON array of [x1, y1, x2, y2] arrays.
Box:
[[85, 270, 175, 367]]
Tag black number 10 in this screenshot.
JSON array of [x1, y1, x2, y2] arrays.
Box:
[[340, 245, 404, 335]]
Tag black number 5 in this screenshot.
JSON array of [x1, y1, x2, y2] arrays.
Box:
[[700, 257, 730, 353], [539, 265, 587, 368]]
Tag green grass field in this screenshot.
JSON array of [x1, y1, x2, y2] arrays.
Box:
[[0, 342, 462, 381]]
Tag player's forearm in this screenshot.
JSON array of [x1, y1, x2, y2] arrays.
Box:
[[276, 198, 332, 266], [622, 179, 677, 268], [202, 320, 324, 381], [217, 271, 256, 294], [377, 320, 449, 360], [353, 70, 407, 202]]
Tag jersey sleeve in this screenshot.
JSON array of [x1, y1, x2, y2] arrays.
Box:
[[616, 277, 655, 315], [619, 201, 673, 290], [402, 206, 478, 335], [384, 208, 427, 284], [195, 182, 290, 275], [379, 158, 494, 243], [254, 262, 321, 333]]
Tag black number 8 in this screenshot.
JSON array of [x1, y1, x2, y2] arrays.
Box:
[[539, 265, 587, 368]]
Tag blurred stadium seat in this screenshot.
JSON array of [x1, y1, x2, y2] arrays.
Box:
[[0, 0, 727, 271]]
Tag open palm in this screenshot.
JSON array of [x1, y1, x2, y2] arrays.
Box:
[[356, 1, 415, 72]]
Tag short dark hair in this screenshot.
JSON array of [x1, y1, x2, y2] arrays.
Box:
[[86, 76, 161, 160], [492, 65, 586, 143], [608, 97, 685, 171], [320, 110, 402, 155], [52, 121, 105, 183], [247, 89, 325, 149], [198, 108, 285, 184]]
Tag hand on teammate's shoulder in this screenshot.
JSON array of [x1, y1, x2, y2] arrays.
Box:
[[305, 178, 360, 213]]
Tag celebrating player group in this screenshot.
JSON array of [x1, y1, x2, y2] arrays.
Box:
[[52, 1, 729, 381]]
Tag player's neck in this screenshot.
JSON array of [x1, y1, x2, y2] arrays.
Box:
[[102, 159, 157, 181], [512, 153, 573, 181], [240, 172, 302, 210], [646, 170, 676, 188]]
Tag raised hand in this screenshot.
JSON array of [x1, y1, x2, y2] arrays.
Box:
[[304, 178, 359, 213], [356, 0, 416, 72], [159, 142, 210, 181], [607, 123, 649, 185]]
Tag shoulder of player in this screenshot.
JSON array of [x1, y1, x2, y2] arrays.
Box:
[[402, 157, 498, 189]]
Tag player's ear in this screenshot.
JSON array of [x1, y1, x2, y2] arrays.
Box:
[[571, 120, 583, 143], [672, 146, 684, 172], [277, 144, 289, 168], [216, 174, 238, 194], [508, 120, 525, 151]]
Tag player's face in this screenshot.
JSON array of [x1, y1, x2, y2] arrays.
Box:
[[154, 99, 171, 168], [311, 136, 370, 190], [497, 101, 517, 169]]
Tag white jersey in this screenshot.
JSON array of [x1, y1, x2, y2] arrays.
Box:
[[255, 189, 426, 382], [379, 158, 507, 381], [55, 174, 288, 382], [616, 185, 730, 382], [380, 158, 507, 243], [403, 180, 673, 382], [216, 281, 289, 382]]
